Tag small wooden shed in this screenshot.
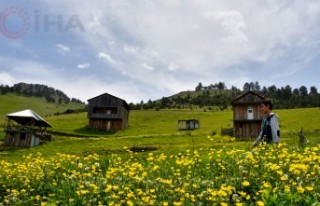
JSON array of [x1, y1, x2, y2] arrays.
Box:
[[178, 119, 200, 130], [87, 93, 130, 131], [231, 91, 266, 138], [4, 109, 52, 147]]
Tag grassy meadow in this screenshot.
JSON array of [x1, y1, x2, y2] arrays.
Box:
[[0, 107, 319, 161], [44, 107, 320, 137], [0, 106, 320, 205], [46, 109, 234, 136], [0, 94, 84, 123]]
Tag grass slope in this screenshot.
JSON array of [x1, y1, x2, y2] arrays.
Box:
[[0, 94, 84, 123]]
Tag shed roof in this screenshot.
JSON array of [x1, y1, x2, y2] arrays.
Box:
[[7, 109, 52, 127]]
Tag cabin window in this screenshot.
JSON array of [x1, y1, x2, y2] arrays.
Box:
[[247, 107, 254, 120], [20, 133, 26, 140]]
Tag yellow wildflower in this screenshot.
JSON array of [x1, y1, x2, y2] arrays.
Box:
[[257, 201, 265, 206], [242, 180, 250, 187], [297, 186, 305, 193], [306, 186, 314, 191]]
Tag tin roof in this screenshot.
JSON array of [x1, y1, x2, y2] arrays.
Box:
[[7, 109, 52, 127]]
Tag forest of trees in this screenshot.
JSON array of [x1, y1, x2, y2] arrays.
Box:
[[130, 81, 320, 110], [0, 83, 84, 104], [241, 82, 319, 108]]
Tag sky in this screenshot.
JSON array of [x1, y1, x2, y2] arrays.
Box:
[[1, 0, 320, 103]]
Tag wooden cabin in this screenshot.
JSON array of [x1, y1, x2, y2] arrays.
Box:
[[87, 93, 130, 131], [4, 109, 52, 147], [178, 119, 200, 130], [231, 91, 266, 138]]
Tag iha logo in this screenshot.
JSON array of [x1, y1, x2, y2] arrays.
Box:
[[0, 6, 85, 39], [0, 6, 30, 39]]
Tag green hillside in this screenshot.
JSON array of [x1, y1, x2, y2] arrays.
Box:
[[0, 94, 85, 124], [133, 82, 320, 110]]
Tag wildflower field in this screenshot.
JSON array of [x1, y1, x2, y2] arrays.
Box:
[[1, 108, 320, 205], [0, 143, 319, 205]]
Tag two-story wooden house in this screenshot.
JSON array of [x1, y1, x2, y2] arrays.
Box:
[[231, 91, 266, 138], [87, 93, 130, 131]]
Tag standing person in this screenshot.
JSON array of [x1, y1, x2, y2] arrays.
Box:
[[252, 100, 280, 147]]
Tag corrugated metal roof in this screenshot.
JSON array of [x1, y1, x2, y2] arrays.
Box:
[[6, 109, 52, 127]]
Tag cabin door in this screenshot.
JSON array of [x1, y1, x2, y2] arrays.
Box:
[[106, 121, 111, 130], [247, 107, 253, 120]]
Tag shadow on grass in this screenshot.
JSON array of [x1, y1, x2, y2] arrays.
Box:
[[83, 146, 159, 156], [73, 126, 116, 137]]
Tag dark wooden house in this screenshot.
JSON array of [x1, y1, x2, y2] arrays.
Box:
[[87, 93, 130, 131], [178, 119, 200, 130], [231, 91, 266, 138], [4, 109, 52, 147]]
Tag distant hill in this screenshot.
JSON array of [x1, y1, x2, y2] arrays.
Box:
[[0, 82, 84, 104], [130, 82, 320, 110], [135, 88, 240, 111]]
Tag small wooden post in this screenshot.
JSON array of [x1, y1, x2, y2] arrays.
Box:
[[299, 128, 307, 148]]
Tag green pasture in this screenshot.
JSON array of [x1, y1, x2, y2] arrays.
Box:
[[0, 107, 319, 162], [46, 108, 320, 137], [46, 109, 233, 136]]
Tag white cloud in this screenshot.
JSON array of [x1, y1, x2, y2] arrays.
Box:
[[77, 63, 91, 69], [0, 56, 54, 78], [205, 10, 248, 43], [42, 77, 142, 102], [56, 44, 70, 55], [0, 72, 15, 85], [168, 63, 178, 71], [58, 2, 296, 66], [142, 63, 154, 71], [123, 45, 139, 54], [39, 1, 320, 94], [5, 0, 320, 101], [98, 52, 117, 65], [0, 56, 145, 102]]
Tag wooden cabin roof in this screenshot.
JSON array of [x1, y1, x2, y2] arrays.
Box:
[[88, 93, 130, 110], [231, 91, 265, 105]]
